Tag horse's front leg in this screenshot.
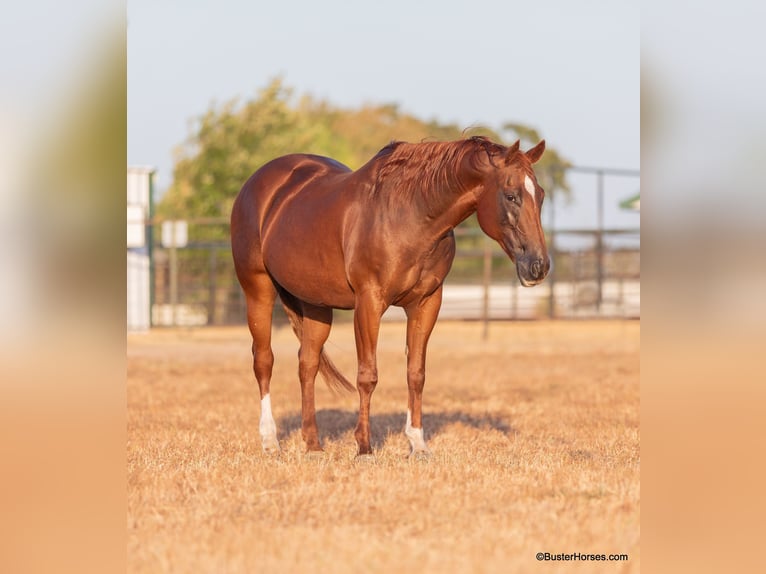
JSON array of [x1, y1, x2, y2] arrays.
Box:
[[403, 286, 443, 459], [352, 291, 386, 458]]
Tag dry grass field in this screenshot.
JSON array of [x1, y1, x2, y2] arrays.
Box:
[[128, 320, 639, 573]]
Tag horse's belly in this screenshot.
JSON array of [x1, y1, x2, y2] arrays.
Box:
[[281, 273, 356, 310], [259, 171, 357, 309], [263, 244, 356, 309]]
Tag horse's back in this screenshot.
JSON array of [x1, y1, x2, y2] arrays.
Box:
[[235, 153, 349, 223], [233, 154, 349, 243], [231, 153, 358, 307]]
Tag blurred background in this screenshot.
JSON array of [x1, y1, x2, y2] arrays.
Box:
[[1, 0, 764, 573], [126, 0, 640, 332]]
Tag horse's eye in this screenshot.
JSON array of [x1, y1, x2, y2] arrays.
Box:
[[505, 193, 518, 204]]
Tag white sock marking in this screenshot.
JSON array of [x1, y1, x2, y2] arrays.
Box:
[[259, 394, 277, 438], [524, 175, 536, 202], [405, 409, 428, 452]]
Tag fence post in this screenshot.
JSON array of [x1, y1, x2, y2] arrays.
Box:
[[547, 185, 556, 319], [596, 170, 604, 313], [169, 243, 178, 327], [482, 236, 492, 340], [208, 248, 218, 325], [511, 279, 518, 319]]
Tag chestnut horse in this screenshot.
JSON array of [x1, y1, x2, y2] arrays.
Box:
[[231, 137, 549, 458]]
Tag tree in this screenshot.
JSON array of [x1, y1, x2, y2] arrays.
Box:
[[159, 78, 571, 220], [160, 79, 307, 219]]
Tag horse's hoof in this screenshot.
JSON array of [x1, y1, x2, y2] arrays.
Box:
[[408, 449, 431, 462], [354, 453, 376, 464], [261, 436, 281, 455]]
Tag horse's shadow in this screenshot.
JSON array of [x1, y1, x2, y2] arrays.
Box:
[[278, 408, 516, 448]]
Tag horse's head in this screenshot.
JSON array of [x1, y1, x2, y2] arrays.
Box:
[[475, 140, 550, 287]]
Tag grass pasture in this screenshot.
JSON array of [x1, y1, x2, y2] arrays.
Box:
[[127, 320, 639, 573]]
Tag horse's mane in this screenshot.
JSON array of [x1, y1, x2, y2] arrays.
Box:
[[368, 136, 508, 210]]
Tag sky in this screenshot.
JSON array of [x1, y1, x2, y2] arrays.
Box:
[[127, 0, 640, 231]]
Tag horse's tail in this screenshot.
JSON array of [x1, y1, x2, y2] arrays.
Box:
[[277, 289, 356, 394]]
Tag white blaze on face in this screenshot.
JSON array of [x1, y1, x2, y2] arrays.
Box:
[[524, 175, 536, 203]]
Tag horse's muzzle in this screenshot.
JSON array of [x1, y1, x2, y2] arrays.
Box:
[[517, 256, 550, 287]]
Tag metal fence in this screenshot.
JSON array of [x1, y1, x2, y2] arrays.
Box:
[[139, 166, 639, 328]]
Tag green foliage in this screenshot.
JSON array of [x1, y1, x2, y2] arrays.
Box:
[[159, 78, 571, 220]]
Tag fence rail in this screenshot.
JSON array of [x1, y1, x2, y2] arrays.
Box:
[[144, 223, 638, 329]]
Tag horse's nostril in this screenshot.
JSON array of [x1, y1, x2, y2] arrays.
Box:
[[530, 260, 541, 278], [529, 258, 549, 279]]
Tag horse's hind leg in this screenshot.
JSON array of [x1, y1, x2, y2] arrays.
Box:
[[244, 273, 279, 453], [297, 303, 333, 452]]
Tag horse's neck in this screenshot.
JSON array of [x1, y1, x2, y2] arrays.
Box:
[[426, 168, 484, 235], [442, 188, 478, 227], [383, 186, 474, 258], [375, 143, 485, 236]]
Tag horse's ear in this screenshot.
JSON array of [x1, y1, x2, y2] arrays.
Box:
[[526, 140, 546, 164], [505, 140, 521, 164]]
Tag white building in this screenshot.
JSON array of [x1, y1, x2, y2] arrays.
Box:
[[127, 167, 155, 331]]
